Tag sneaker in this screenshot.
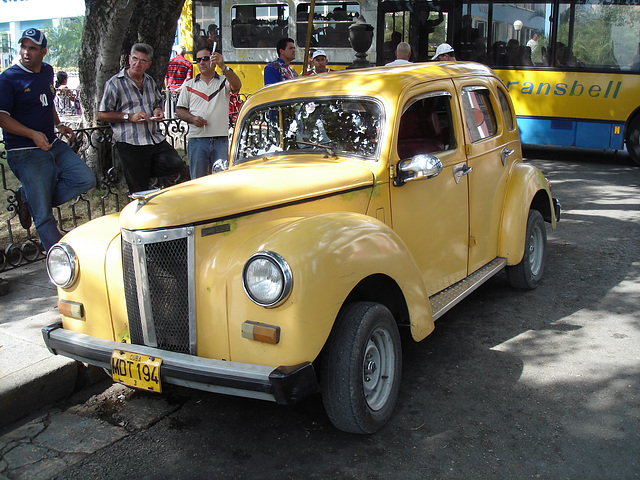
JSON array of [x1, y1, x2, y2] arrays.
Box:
[[15, 186, 32, 229]]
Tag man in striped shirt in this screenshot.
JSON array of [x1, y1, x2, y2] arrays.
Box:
[[98, 43, 184, 193]]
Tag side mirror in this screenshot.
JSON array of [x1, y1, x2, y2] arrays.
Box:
[[394, 154, 443, 186]]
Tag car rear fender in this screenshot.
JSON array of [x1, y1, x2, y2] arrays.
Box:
[[499, 163, 556, 265]]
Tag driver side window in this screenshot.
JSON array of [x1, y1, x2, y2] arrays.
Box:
[[397, 93, 455, 159]]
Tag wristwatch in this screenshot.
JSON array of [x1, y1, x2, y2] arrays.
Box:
[[123, 113, 129, 122], [222, 66, 231, 73]]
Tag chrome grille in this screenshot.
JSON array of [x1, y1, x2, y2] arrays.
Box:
[[121, 227, 196, 354]]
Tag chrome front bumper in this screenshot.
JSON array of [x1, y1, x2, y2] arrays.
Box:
[[42, 323, 318, 405]]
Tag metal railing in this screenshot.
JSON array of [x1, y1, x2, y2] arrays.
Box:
[[1, 118, 189, 272], [1, 92, 248, 272]]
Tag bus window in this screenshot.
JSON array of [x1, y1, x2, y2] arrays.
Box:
[[231, 4, 289, 48], [461, 87, 497, 143], [193, 1, 221, 52], [557, 2, 640, 70], [296, 2, 360, 48]]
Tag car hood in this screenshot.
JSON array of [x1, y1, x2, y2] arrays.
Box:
[[119, 157, 376, 230]]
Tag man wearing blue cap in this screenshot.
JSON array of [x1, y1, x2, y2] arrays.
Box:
[[0, 28, 96, 252]]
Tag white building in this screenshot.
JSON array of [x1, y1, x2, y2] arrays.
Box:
[[0, 0, 85, 68]]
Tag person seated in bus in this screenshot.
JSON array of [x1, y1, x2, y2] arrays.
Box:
[[519, 45, 533, 67], [454, 15, 480, 60], [383, 31, 402, 65], [506, 39, 520, 66], [264, 37, 298, 86], [490, 41, 508, 66], [631, 43, 640, 70]]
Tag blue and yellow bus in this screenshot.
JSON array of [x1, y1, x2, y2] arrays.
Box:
[[178, 0, 640, 165]]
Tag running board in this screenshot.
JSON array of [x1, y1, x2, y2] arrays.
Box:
[[429, 258, 507, 321]]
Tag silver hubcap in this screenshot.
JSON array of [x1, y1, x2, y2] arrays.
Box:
[[362, 326, 395, 411], [528, 223, 544, 276]]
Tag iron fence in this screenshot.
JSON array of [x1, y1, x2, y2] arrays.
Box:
[[1, 118, 189, 272]]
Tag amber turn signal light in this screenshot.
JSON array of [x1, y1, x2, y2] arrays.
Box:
[[241, 321, 280, 344]]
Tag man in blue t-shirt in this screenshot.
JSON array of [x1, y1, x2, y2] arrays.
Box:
[[264, 37, 298, 86], [0, 29, 95, 251]]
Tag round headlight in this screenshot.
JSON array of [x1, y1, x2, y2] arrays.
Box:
[[242, 251, 292, 307], [47, 243, 78, 288]]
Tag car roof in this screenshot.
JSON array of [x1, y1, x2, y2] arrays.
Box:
[[249, 61, 498, 107]]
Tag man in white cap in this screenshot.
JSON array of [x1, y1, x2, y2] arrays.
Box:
[[0, 28, 96, 251], [385, 42, 412, 65], [305, 49, 334, 75], [433, 43, 457, 61]]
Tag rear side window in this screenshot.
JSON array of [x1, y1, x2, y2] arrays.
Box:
[[461, 87, 497, 143], [496, 88, 515, 131]]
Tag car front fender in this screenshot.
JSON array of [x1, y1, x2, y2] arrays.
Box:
[[225, 212, 434, 366]]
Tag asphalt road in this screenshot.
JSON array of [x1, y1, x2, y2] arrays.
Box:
[[2, 148, 639, 480]]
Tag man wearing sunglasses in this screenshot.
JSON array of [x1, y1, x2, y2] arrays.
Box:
[[98, 43, 184, 193], [176, 46, 241, 179]]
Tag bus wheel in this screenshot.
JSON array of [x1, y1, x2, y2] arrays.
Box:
[[627, 115, 640, 167], [321, 302, 402, 434], [507, 210, 547, 290]]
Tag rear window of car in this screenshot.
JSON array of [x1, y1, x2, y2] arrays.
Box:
[[461, 86, 498, 143]]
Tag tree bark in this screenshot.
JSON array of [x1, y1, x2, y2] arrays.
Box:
[[79, 0, 186, 127]]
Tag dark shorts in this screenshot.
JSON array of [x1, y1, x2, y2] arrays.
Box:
[[115, 140, 184, 193]]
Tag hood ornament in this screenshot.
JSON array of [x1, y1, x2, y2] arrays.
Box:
[[129, 188, 162, 211]]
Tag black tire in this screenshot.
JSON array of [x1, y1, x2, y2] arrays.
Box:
[[626, 115, 640, 167], [506, 209, 547, 290], [321, 302, 402, 434]]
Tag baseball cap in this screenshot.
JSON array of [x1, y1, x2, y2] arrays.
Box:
[[20, 28, 47, 48], [432, 43, 454, 60], [312, 49, 328, 59]]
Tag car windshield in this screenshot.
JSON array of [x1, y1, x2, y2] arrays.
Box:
[[234, 97, 382, 164]]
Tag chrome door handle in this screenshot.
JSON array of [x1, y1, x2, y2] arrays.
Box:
[[500, 147, 515, 166], [453, 162, 472, 184]]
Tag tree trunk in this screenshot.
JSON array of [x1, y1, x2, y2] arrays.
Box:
[[79, 0, 186, 128]]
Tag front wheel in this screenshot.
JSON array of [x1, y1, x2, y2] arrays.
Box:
[[506, 209, 547, 290], [321, 302, 402, 434]]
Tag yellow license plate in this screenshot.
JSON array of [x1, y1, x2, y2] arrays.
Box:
[[111, 350, 162, 393]]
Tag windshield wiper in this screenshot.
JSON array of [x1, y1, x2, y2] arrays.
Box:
[[296, 141, 338, 158]]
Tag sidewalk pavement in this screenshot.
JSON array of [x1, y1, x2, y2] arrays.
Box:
[[0, 261, 80, 429]]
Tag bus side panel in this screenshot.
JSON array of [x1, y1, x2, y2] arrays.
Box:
[[518, 117, 625, 150], [517, 117, 575, 147]]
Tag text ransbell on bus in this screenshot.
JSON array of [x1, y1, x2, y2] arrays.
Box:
[[179, 0, 640, 165]]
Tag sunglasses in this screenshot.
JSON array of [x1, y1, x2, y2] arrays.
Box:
[[194, 56, 211, 63]]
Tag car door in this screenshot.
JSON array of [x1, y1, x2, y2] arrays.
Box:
[[455, 78, 518, 274], [390, 84, 470, 296]]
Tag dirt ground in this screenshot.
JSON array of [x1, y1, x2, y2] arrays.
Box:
[[6, 148, 640, 480]]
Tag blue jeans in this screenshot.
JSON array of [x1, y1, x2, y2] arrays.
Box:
[[7, 140, 96, 251], [187, 136, 229, 179]]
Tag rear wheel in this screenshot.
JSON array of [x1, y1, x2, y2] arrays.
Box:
[[321, 302, 402, 434], [506, 209, 547, 290], [626, 115, 640, 167]]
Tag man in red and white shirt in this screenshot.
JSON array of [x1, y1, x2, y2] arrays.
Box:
[[176, 45, 241, 179], [164, 45, 193, 92]]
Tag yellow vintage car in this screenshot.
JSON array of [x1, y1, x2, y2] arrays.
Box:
[[43, 62, 560, 434]]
